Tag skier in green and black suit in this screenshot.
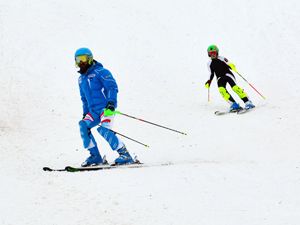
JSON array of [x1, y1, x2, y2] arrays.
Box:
[[205, 45, 255, 111]]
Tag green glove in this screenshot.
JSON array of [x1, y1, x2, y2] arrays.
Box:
[[103, 108, 115, 117], [228, 63, 237, 72]]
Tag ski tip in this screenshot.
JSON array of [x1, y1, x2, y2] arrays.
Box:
[[214, 110, 228, 115], [43, 167, 53, 171]]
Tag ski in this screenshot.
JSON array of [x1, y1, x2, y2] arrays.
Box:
[[65, 161, 143, 172], [214, 110, 232, 116], [214, 108, 243, 116], [215, 107, 255, 116], [43, 167, 67, 172], [43, 161, 173, 173], [43, 162, 142, 172]]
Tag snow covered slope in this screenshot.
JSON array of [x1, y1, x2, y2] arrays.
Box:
[[1, 0, 300, 225]]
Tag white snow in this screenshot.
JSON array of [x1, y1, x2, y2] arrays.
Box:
[[1, 0, 300, 224]]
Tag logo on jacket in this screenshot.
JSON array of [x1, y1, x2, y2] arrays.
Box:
[[88, 74, 96, 79]]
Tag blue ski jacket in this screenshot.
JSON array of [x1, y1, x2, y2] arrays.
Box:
[[78, 61, 118, 116]]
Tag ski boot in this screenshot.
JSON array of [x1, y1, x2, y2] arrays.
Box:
[[244, 100, 255, 110], [81, 146, 105, 167], [229, 102, 242, 112], [114, 146, 134, 165]]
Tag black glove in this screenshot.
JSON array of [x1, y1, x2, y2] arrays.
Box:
[[105, 101, 115, 111]]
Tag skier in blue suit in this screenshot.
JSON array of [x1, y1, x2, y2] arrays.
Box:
[[75, 47, 134, 166]]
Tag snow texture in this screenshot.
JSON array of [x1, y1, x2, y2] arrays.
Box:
[[1, 0, 300, 225]]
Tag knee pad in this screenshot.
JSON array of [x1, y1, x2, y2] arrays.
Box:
[[79, 120, 94, 148], [97, 126, 120, 150], [218, 87, 231, 101], [232, 85, 247, 99]]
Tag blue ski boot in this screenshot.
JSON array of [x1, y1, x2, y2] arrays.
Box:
[[81, 146, 104, 167], [114, 146, 134, 165], [245, 100, 255, 110], [229, 102, 242, 112]]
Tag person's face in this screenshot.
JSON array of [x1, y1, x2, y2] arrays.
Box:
[[208, 50, 218, 59], [75, 55, 90, 72]]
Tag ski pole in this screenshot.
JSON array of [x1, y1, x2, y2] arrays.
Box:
[[208, 87, 210, 102], [114, 111, 187, 135], [205, 81, 211, 102], [99, 126, 149, 148], [235, 70, 266, 100], [229, 63, 266, 100]]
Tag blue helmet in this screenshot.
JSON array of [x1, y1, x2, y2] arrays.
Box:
[[75, 47, 93, 57], [75, 47, 93, 65]]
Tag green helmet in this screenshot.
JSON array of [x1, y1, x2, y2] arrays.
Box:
[[207, 45, 219, 53], [207, 45, 219, 58]]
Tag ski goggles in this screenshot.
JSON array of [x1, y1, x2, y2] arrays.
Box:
[[208, 50, 217, 58], [75, 55, 89, 65]]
